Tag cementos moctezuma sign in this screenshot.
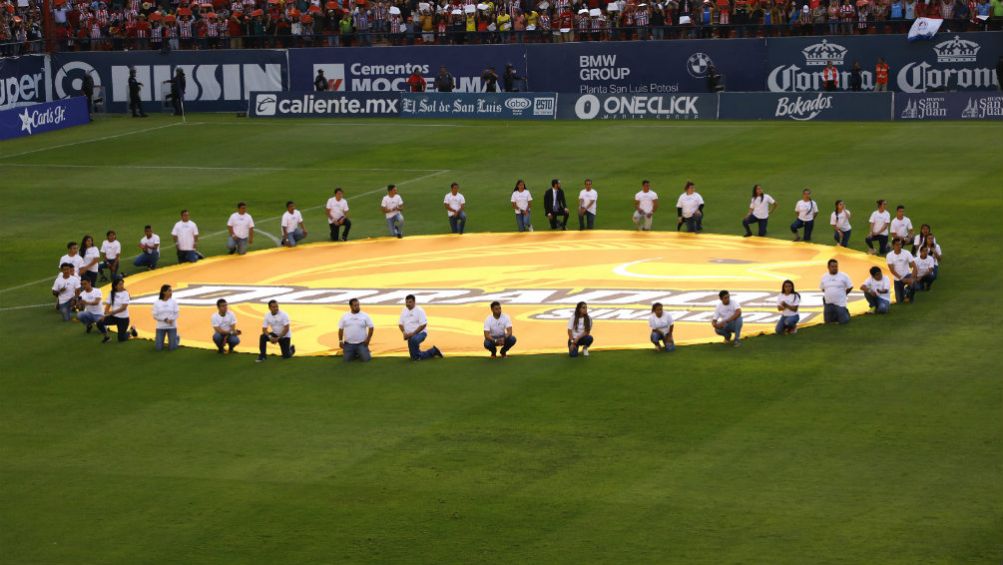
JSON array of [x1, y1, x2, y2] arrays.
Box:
[[0, 97, 90, 141]]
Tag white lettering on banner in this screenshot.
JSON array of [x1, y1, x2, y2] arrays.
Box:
[[0, 72, 44, 108], [768, 65, 874, 92], [574, 94, 701, 119], [18, 105, 68, 135], [774, 93, 833, 120], [255, 93, 399, 116], [578, 53, 632, 82], [896, 62, 998, 93], [349, 63, 430, 76], [961, 96, 1003, 119], [899, 97, 948, 119]]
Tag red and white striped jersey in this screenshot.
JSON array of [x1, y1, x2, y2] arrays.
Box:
[[179, 20, 192, 38]]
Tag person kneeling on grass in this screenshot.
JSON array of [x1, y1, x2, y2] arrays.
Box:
[[567, 301, 594, 357], [885, 238, 917, 304], [913, 245, 937, 293], [711, 290, 743, 347], [820, 259, 853, 324], [211, 299, 241, 354], [76, 278, 104, 333], [52, 263, 80, 322], [483, 301, 516, 358], [281, 201, 308, 247], [775, 279, 801, 335], [257, 300, 295, 362], [151, 284, 180, 351], [398, 294, 442, 361], [339, 298, 375, 362], [96, 276, 139, 343], [648, 302, 675, 352], [859, 266, 891, 314]]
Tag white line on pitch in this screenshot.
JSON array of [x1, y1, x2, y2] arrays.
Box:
[[0, 303, 51, 312], [0, 163, 444, 173], [0, 123, 183, 160]]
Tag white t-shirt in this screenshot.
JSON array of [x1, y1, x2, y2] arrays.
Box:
[[749, 194, 776, 219], [578, 189, 598, 214], [777, 293, 800, 317], [890, 216, 913, 240], [100, 239, 121, 260], [820, 272, 853, 307], [339, 311, 374, 344], [649, 312, 674, 333], [443, 192, 466, 217], [81, 246, 100, 273], [326, 197, 350, 223], [399, 305, 428, 335], [79, 288, 103, 315], [675, 192, 702, 218], [511, 190, 532, 213], [382, 194, 404, 218], [886, 249, 915, 280], [211, 311, 238, 333], [281, 210, 304, 233], [58, 253, 85, 275], [484, 313, 513, 338], [830, 210, 852, 232], [105, 290, 131, 318], [861, 275, 891, 302], [567, 315, 590, 340], [227, 212, 255, 239], [869, 210, 891, 235], [263, 310, 292, 337], [914, 254, 936, 277], [713, 299, 742, 323], [152, 298, 180, 330], [140, 234, 161, 253], [635, 190, 659, 214], [795, 199, 818, 222], [52, 274, 80, 304], [171, 220, 199, 251]]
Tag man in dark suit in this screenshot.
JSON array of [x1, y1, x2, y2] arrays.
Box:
[[543, 179, 570, 230]]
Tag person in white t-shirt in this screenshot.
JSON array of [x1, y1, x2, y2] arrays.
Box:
[[443, 183, 467, 234], [915, 231, 942, 287], [381, 184, 406, 238], [865, 199, 892, 255], [578, 179, 598, 230], [281, 201, 308, 247], [742, 184, 777, 237], [775, 280, 801, 335], [99, 230, 123, 280], [567, 301, 594, 357], [171, 209, 200, 263], [52, 263, 80, 322], [711, 290, 743, 346], [211, 298, 242, 354], [96, 276, 139, 343], [483, 301, 516, 357], [859, 266, 891, 314], [633, 180, 659, 231], [889, 205, 914, 243], [75, 277, 104, 333], [829, 200, 852, 248], [820, 259, 853, 324], [326, 188, 352, 242], [58, 241, 85, 277], [511, 180, 533, 232], [648, 302, 674, 352], [791, 188, 819, 242], [675, 181, 704, 233], [913, 245, 937, 292], [151, 284, 180, 351], [133, 225, 161, 270], [257, 300, 295, 361], [398, 294, 443, 361], [78, 235, 101, 285], [339, 298, 375, 362], [885, 238, 917, 304], [226, 202, 255, 255]]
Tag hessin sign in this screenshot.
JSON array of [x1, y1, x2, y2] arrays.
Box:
[[558, 93, 717, 120], [896, 92, 1003, 120], [1, 96, 90, 141], [247, 91, 400, 117], [400, 92, 557, 119], [718, 92, 891, 121]]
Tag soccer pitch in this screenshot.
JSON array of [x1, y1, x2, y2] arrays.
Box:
[[1, 116, 1001, 564]]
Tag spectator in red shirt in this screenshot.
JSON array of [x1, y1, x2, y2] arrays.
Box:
[[406, 69, 426, 91]]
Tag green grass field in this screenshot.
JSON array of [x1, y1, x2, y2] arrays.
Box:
[[1, 115, 1001, 564]]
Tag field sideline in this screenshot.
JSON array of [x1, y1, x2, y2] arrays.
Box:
[[1, 115, 1001, 564]]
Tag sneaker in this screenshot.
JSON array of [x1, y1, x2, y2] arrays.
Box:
[[583, 347, 590, 357], [793, 235, 801, 242], [490, 352, 497, 358], [130, 326, 138, 338], [396, 233, 403, 239], [432, 346, 443, 358], [500, 351, 507, 358], [102, 335, 111, 343], [288, 345, 296, 358], [342, 236, 348, 242], [86, 323, 93, 333], [217, 348, 225, 354], [733, 340, 741, 347], [228, 344, 236, 353], [256, 355, 266, 363], [743, 233, 753, 238]]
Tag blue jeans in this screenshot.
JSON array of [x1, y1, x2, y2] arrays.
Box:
[[650, 331, 675, 351], [775, 314, 800, 334], [407, 331, 436, 360], [57, 300, 73, 321], [386, 213, 404, 237], [864, 293, 890, 314], [449, 212, 467, 234], [568, 334, 594, 357], [134, 251, 159, 269], [78, 311, 102, 329], [865, 234, 889, 255], [97, 316, 131, 341], [742, 215, 768, 236], [683, 214, 703, 233], [916, 273, 936, 291], [578, 211, 595, 230], [515, 212, 532, 232], [714, 318, 743, 341], [343, 342, 371, 362], [284, 228, 306, 247], [155, 328, 179, 351], [213, 332, 241, 351], [176, 249, 198, 263], [484, 335, 516, 355], [823, 303, 850, 324], [790, 218, 815, 241], [893, 278, 915, 304], [227, 236, 249, 255], [833, 229, 851, 247]]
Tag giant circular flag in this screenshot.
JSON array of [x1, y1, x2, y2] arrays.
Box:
[[117, 231, 884, 356]]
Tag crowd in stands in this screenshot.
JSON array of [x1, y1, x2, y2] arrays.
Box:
[[0, 0, 44, 54]]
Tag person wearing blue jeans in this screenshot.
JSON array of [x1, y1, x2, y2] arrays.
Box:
[[790, 189, 819, 242], [860, 266, 891, 314], [381, 185, 406, 238], [281, 201, 308, 247], [96, 276, 139, 343], [171, 210, 200, 264], [864, 199, 891, 255], [775, 280, 801, 335], [483, 301, 517, 357], [398, 295, 443, 361], [76, 278, 104, 333], [820, 259, 854, 324], [151, 284, 180, 351], [444, 183, 468, 234], [886, 238, 917, 304], [512, 179, 534, 232], [567, 301, 594, 357], [711, 290, 743, 347], [830, 200, 852, 248], [134, 226, 161, 270], [578, 179, 598, 230], [339, 298, 375, 362], [211, 299, 242, 353], [257, 300, 296, 362], [742, 184, 776, 237], [51, 264, 80, 322], [226, 202, 255, 255], [648, 302, 675, 351]]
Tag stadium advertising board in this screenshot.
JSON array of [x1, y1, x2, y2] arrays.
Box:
[[0, 54, 47, 110], [248, 91, 400, 117], [896, 92, 1003, 120], [557, 93, 717, 120], [400, 92, 557, 119], [765, 32, 1003, 93], [718, 92, 891, 121], [288, 45, 527, 93], [49, 50, 287, 113], [0, 96, 89, 141]]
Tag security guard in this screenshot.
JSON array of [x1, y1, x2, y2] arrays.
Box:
[[314, 69, 328, 91], [163, 68, 186, 116], [81, 70, 95, 121], [128, 68, 148, 118]]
